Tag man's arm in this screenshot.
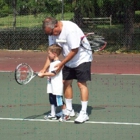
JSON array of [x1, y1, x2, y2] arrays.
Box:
[[40, 56, 50, 73], [55, 48, 78, 72]]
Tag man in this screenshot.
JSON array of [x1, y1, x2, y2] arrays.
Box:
[[41, 17, 93, 124]]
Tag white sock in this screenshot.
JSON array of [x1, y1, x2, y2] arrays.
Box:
[[51, 105, 56, 116], [65, 98, 73, 111], [62, 108, 67, 115], [81, 101, 88, 113]]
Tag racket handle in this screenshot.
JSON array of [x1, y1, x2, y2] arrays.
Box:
[[34, 72, 39, 76]]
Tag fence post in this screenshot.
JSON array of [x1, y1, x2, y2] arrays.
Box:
[[110, 15, 112, 26]]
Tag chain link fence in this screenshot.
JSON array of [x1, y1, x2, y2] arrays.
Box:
[[0, 1, 140, 52]]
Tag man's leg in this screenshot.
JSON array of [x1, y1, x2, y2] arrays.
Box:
[[74, 82, 89, 123], [64, 80, 73, 98], [77, 82, 89, 112], [64, 80, 73, 111]]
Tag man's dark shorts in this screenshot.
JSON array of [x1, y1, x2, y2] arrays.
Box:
[[63, 62, 91, 82]]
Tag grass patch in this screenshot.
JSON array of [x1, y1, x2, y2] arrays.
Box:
[[0, 14, 48, 29], [0, 13, 74, 29]]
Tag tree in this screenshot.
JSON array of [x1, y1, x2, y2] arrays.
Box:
[[73, 0, 95, 26], [112, 0, 140, 50], [0, 0, 11, 17], [12, 0, 17, 30], [44, 0, 61, 17], [73, 0, 140, 50]]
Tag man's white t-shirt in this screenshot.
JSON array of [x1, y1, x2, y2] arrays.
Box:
[[48, 21, 93, 68], [47, 60, 63, 96]]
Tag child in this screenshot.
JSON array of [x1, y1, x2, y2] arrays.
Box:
[[38, 44, 65, 120]]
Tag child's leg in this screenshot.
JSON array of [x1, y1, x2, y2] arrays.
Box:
[[49, 93, 56, 116], [55, 96, 67, 114]]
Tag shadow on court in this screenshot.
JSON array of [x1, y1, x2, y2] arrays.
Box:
[[24, 104, 97, 119]]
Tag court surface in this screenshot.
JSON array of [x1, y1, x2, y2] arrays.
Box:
[[0, 72, 140, 140], [0, 51, 140, 140]]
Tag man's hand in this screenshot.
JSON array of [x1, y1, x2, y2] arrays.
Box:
[[54, 48, 78, 72], [54, 62, 63, 73]]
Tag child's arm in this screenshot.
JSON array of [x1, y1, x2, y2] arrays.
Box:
[[38, 71, 56, 77]]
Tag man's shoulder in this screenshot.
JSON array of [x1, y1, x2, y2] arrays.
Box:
[[62, 20, 76, 26]]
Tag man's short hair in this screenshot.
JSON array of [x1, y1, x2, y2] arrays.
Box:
[[42, 17, 58, 29]]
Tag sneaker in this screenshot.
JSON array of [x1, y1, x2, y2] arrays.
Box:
[[59, 114, 71, 122], [70, 109, 75, 117], [56, 109, 75, 118], [44, 113, 57, 120], [74, 111, 89, 124], [59, 109, 72, 122]]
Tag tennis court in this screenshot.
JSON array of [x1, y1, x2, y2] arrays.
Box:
[[0, 51, 140, 140]]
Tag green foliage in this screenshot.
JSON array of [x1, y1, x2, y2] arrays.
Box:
[[96, 0, 104, 7], [0, 1, 11, 17], [74, 0, 95, 18], [44, 0, 61, 17], [135, 11, 140, 23]]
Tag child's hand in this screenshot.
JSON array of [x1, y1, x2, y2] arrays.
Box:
[[38, 72, 44, 78]]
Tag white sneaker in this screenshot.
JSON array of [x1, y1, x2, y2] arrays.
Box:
[[56, 109, 75, 118], [59, 114, 71, 122], [44, 113, 57, 120], [70, 109, 75, 117], [74, 111, 89, 124], [59, 109, 73, 122]]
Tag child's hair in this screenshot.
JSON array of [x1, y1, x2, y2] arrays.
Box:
[[47, 44, 62, 56]]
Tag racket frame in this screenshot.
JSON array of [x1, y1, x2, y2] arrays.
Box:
[[81, 32, 107, 52], [15, 63, 38, 85]]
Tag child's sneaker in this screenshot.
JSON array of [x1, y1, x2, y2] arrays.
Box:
[[74, 111, 89, 124], [59, 109, 72, 122], [56, 109, 75, 118], [44, 113, 57, 120], [59, 114, 70, 122]]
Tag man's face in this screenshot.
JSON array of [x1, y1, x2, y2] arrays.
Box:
[[44, 27, 54, 35], [43, 24, 60, 36]]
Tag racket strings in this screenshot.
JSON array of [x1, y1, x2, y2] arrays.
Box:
[[16, 66, 32, 84], [19, 70, 31, 80], [82, 34, 107, 52]]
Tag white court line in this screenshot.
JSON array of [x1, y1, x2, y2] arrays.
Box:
[[0, 117, 140, 126], [91, 73, 140, 76], [0, 71, 140, 76]]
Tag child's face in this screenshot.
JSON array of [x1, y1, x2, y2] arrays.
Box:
[[48, 50, 56, 60]]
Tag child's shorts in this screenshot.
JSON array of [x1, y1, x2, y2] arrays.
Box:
[[49, 93, 64, 107]]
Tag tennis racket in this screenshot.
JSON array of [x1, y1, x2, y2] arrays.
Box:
[[81, 32, 107, 52], [15, 63, 38, 85], [56, 32, 107, 52]]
